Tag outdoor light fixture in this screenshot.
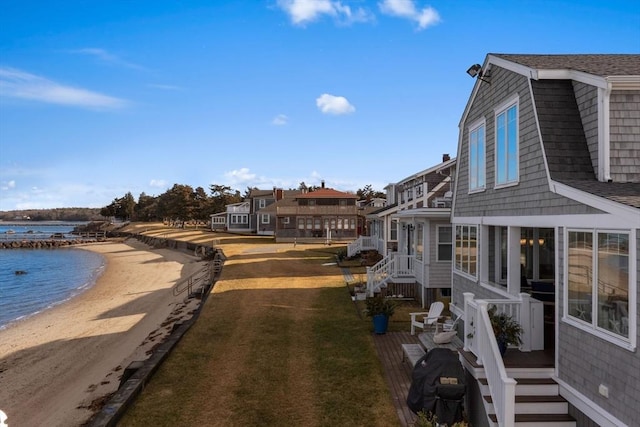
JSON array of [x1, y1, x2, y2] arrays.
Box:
[[466, 64, 482, 77], [466, 63, 491, 84]]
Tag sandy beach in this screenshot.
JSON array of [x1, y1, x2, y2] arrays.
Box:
[[0, 239, 205, 427]]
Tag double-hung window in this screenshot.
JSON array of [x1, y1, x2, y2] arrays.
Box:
[[495, 98, 519, 186], [437, 225, 453, 262], [566, 230, 632, 342], [468, 120, 486, 191]]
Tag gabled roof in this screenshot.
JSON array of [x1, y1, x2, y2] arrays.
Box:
[[295, 188, 357, 199], [458, 53, 640, 216], [491, 54, 640, 77], [248, 189, 273, 198]]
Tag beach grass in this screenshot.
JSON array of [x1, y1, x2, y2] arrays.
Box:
[[117, 227, 402, 427]]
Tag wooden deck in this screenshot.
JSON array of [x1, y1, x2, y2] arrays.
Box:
[[371, 331, 421, 427], [372, 331, 554, 427]]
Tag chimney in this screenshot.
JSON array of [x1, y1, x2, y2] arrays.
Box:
[[321, 180, 325, 189], [443, 153, 450, 162]]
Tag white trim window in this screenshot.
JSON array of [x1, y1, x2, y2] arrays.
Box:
[[261, 214, 270, 224], [495, 98, 519, 186], [437, 225, 453, 262], [566, 229, 632, 342], [231, 214, 248, 224], [468, 119, 486, 191], [259, 199, 266, 209], [455, 225, 477, 277], [211, 217, 226, 225]]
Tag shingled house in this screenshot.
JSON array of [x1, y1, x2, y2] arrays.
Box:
[[451, 54, 639, 427]]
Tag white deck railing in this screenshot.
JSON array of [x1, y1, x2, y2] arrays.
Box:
[[366, 253, 415, 296], [462, 292, 545, 427], [347, 235, 378, 257]]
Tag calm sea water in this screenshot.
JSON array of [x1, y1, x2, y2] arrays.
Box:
[[0, 223, 105, 329]]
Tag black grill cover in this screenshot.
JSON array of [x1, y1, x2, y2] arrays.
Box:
[[406, 348, 466, 425]]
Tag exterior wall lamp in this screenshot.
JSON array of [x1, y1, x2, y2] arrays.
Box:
[[466, 63, 491, 84]]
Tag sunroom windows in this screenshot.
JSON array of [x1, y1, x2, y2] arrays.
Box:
[[567, 230, 631, 340], [455, 225, 477, 277], [495, 99, 519, 186]]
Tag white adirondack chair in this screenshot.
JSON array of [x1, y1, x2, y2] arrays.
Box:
[[409, 301, 444, 335]]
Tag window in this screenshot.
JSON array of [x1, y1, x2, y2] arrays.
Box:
[[261, 214, 269, 224], [306, 218, 313, 229], [231, 214, 247, 224], [298, 218, 305, 229], [390, 220, 398, 241], [416, 224, 423, 261], [350, 218, 356, 229], [455, 225, 477, 277], [283, 217, 290, 224], [212, 217, 225, 224], [469, 121, 485, 191], [314, 218, 321, 229], [567, 230, 630, 340], [495, 101, 518, 185], [259, 199, 266, 209], [437, 226, 453, 262]]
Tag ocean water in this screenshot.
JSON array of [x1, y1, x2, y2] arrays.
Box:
[[0, 225, 105, 329]]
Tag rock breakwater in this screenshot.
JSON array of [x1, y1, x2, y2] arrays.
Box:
[[0, 238, 105, 249]]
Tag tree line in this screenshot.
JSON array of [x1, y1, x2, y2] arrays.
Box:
[[1, 183, 385, 223]]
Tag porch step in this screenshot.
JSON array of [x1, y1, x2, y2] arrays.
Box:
[[483, 394, 568, 414], [479, 377, 559, 396], [488, 413, 576, 427]]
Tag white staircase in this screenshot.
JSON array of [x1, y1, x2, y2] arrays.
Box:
[[365, 253, 415, 296], [473, 365, 576, 427]]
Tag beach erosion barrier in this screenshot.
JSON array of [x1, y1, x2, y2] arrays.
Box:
[[0, 238, 105, 249]]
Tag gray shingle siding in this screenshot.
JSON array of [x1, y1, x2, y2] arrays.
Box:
[[454, 66, 601, 218], [557, 230, 640, 426], [610, 90, 640, 183], [428, 220, 452, 287], [573, 81, 599, 174]]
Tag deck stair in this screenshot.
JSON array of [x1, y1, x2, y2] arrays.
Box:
[[463, 351, 576, 427]]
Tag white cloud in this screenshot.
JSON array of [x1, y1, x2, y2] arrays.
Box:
[[224, 168, 258, 185], [0, 180, 16, 191], [149, 179, 167, 188], [316, 93, 355, 115], [277, 0, 373, 25], [0, 67, 128, 109], [67, 48, 144, 70], [379, 0, 440, 30], [272, 114, 289, 126]]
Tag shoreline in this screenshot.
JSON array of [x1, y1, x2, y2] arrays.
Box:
[[0, 238, 205, 426]]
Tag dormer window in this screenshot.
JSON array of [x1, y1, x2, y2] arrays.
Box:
[[495, 97, 519, 186]]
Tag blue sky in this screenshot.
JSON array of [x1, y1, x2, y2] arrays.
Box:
[[1, 0, 638, 211]]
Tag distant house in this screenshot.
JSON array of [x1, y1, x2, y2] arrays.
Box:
[[274, 183, 358, 243], [349, 154, 456, 307], [451, 54, 639, 427], [255, 189, 300, 236], [224, 201, 251, 233]]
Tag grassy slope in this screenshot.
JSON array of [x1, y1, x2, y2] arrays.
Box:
[[117, 224, 402, 427]]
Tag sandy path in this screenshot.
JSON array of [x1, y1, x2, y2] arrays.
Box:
[[0, 239, 205, 427]]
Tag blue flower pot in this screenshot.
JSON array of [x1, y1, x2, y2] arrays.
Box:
[[373, 314, 389, 334]]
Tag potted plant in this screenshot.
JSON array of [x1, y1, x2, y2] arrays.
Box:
[[363, 296, 396, 334], [488, 305, 523, 356], [354, 275, 367, 301]]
